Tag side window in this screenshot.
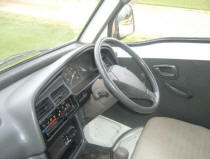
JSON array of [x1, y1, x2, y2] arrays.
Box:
[[111, 0, 210, 42]]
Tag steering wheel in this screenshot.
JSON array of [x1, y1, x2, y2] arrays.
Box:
[[94, 37, 160, 114]]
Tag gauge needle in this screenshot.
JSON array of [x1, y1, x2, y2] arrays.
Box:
[[79, 66, 87, 72], [70, 71, 76, 85]]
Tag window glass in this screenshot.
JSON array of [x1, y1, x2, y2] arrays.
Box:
[[115, 0, 210, 42]]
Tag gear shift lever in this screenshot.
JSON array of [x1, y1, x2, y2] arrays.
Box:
[[113, 147, 129, 159]]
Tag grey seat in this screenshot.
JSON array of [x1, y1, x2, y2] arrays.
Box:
[[132, 117, 210, 159]]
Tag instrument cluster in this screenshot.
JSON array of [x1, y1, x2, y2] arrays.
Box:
[[62, 48, 116, 93]]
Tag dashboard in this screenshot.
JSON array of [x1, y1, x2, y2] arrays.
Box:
[[0, 44, 117, 159], [34, 46, 117, 159]]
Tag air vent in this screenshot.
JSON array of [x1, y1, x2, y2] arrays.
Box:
[[51, 85, 69, 105], [36, 98, 53, 120]]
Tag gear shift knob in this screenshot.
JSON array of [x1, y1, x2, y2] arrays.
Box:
[[113, 147, 129, 159]]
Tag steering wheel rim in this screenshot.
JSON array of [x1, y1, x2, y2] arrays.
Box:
[[94, 37, 160, 114]]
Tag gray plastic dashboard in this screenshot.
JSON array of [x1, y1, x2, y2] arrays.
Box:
[[0, 44, 96, 159]]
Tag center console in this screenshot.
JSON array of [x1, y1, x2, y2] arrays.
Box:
[[47, 116, 83, 159], [35, 77, 84, 159], [39, 97, 77, 141]]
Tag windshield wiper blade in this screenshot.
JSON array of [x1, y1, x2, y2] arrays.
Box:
[[0, 47, 53, 69]]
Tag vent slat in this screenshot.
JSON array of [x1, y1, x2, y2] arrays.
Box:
[[51, 85, 69, 105], [36, 98, 53, 120]]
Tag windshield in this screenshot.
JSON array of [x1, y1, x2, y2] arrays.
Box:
[[0, 0, 99, 71]]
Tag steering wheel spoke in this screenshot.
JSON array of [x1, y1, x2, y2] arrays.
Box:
[[145, 88, 156, 103]]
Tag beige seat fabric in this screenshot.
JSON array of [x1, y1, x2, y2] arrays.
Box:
[[132, 117, 210, 159]]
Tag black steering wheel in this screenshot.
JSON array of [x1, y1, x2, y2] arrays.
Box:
[[94, 37, 160, 114]]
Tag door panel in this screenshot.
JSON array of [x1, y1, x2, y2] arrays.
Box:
[[117, 57, 210, 128], [111, 41, 210, 128]]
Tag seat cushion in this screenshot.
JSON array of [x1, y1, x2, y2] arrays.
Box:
[[132, 117, 210, 159]]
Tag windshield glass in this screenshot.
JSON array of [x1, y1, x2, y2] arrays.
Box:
[[0, 0, 99, 71]]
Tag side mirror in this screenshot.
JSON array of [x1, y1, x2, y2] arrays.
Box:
[[113, 4, 135, 40]]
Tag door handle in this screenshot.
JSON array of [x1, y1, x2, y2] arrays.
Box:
[[153, 64, 178, 79]]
